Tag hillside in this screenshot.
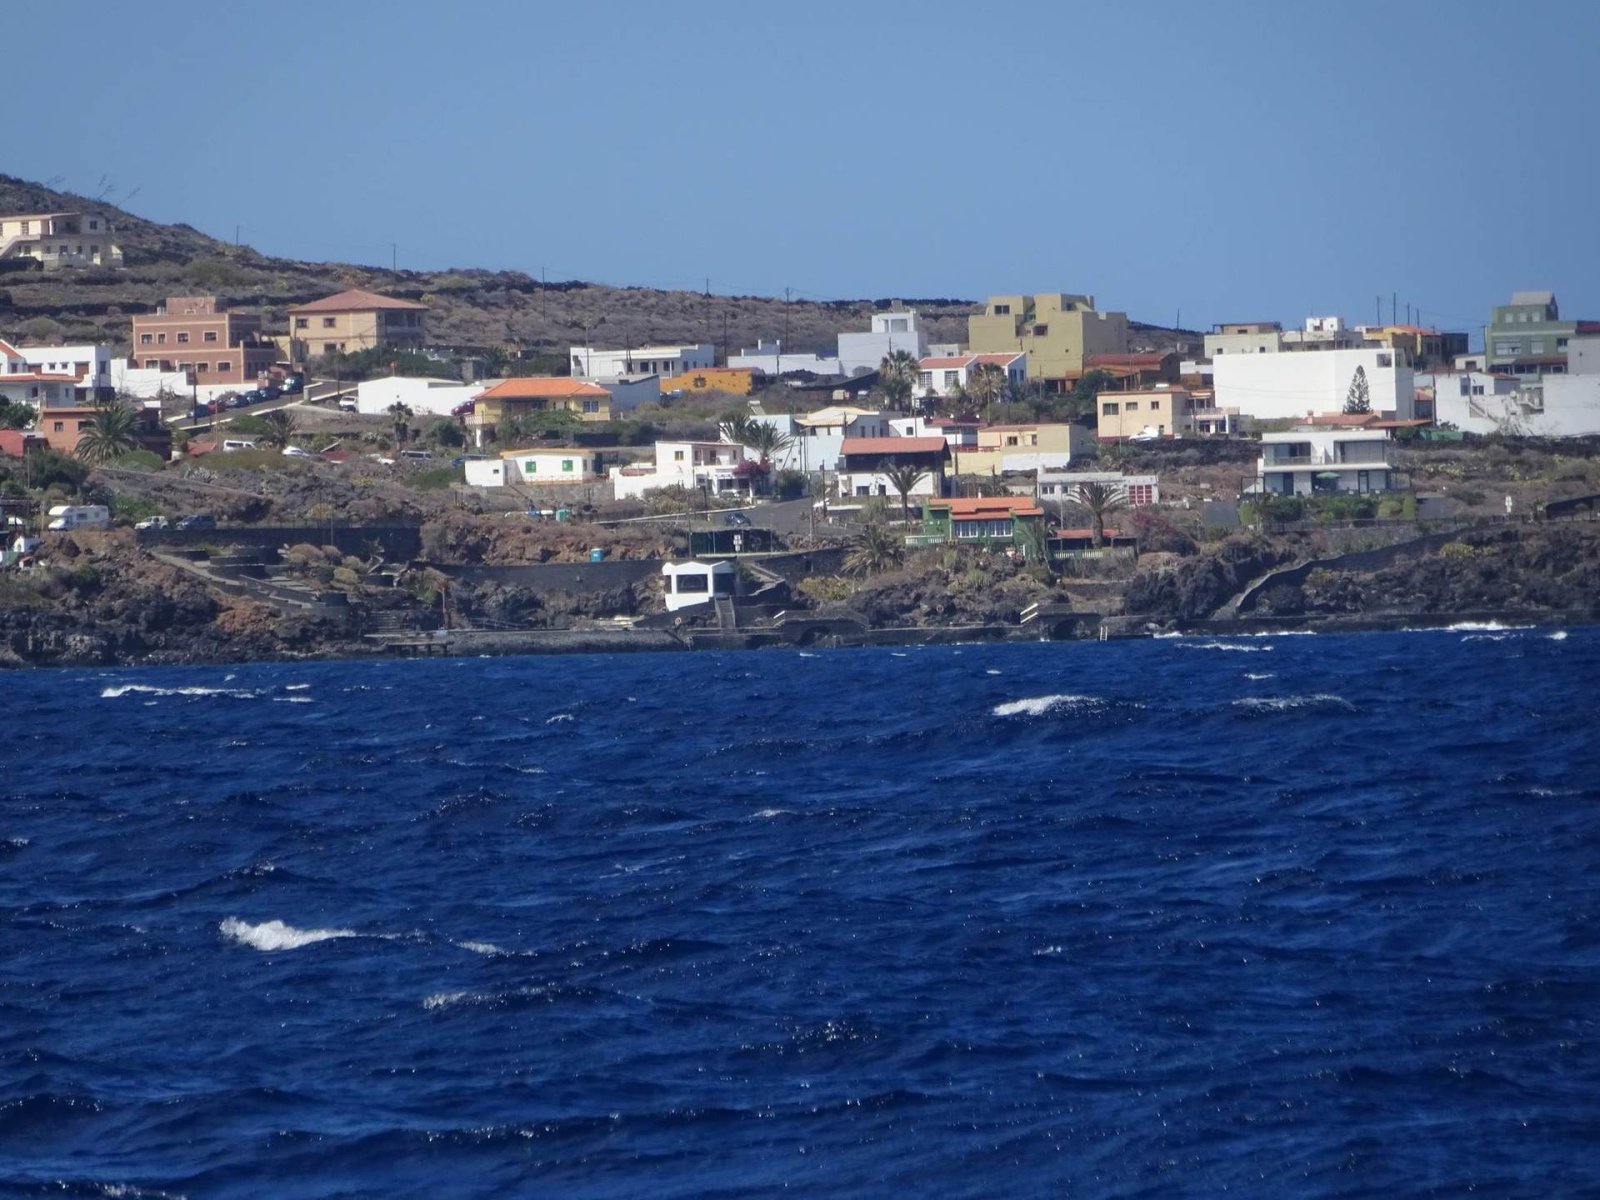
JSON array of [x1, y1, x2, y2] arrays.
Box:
[[0, 174, 1199, 364]]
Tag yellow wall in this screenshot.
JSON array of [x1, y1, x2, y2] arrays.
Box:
[[968, 293, 1129, 383], [476, 395, 612, 426], [661, 366, 755, 396], [289, 309, 425, 359], [1095, 389, 1192, 440]]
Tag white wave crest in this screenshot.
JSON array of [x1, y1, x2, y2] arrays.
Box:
[[993, 694, 1099, 718], [219, 917, 358, 951], [1548, 630, 1569, 641], [753, 808, 793, 818], [424, 984, 549, 1011], [1175, 642, 1272, 653], [455, 940, 508, 956], [102, 683, 261, 700], [285, 683, 311, 691], [1232, 694, 1355, 713], [1244, 672, 1274, 681], [545, 713, 573, 724], [985, 669, 1002, 675], [1445, 621, 1532, 632], [1033, 945, 1064, 957]]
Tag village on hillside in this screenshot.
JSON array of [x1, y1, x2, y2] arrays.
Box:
[[3, 201, 1600, 664]]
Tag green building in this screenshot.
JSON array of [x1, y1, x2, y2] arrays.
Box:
[[1486, 291, 1575, 376]]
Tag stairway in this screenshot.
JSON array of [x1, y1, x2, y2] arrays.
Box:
[[713, 595, 737, 631]]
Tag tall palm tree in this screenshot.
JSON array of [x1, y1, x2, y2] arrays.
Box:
[[843, 520, 905, 576], [258, 408, 297, 450], [881, 462, 928, 525], [966, 363, 1007, 420], [1073, 481, 1126, 549], [878, 349, 920, 409], [718, 412, 757, 445], [741, 420, 793, 464], [74, 402, 140, 464]]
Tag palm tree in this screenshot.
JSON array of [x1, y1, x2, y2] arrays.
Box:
[[878, 349, 920, 409], [258, 408, 297, 450], [881, 462, 928, 525], [843, 519, 905, 576], [387, 402, 414, 446], [966, 363, 1007, 419], [718, 412, 757, 445], [1073, 481, 1126, 549], [74, 402, 140, 464]]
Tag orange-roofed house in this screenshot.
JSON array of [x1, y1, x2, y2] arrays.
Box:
[[471, 378, 613, 436], [286, 288, 427, 359], [918, 495, 1047, 557]]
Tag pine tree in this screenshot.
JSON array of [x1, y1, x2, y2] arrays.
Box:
[[1343, 365, 1372, 415]]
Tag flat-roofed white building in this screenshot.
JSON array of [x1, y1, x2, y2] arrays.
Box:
[[1256, 425, 1394, 495], [610, 440, 755, 500], [356, 374, 484, 417], [1213, 347, 1415, 423], [572, 343, 714, 381]]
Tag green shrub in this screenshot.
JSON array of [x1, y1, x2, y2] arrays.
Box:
[[797, 575, 855, 603], [411, 466, 462, 491]]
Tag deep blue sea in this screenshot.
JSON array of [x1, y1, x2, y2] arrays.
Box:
[[4, 628, 1599, 1198]]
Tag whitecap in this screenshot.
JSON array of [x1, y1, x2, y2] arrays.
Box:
[[512, 765, 546, 775], [4, 836, 28, 848], [1244, 672, 1275, 681], [1175, 642, 1271, 653], [985, 669, 1002, 675], [992, 694, 1100, 718], [1231, 694, 1355, 713], [754, 808, 793, 818], [102, 683, 261, 700], [1033, 945, 1064, 957], [1443, 621, 1534, 632], [273, 696, 315, 703], [1548, 630, 1569, 641], [219, 917, 359, 951], [545, 713, 573, 724], [797, 651, 817, 658], [890, 652, 908, 657], [285, 683, 311, 691], [455, 940, 509, 956], [424, 984, 549, 1011]]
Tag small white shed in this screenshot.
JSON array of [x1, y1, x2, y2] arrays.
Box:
[[661, 560, 736, 612]]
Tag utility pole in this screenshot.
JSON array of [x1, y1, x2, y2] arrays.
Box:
[[1392, 292, 1397, 325], [392, 243, 397, 272], [781, 287, 791, 379], [1376, 295, 1382, 325]]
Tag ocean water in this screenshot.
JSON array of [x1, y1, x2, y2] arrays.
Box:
[[3, 628, 1599, 1198]]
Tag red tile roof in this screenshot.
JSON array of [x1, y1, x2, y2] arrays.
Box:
[[972, 352, 1024, 366], [477, 377, 609, 400], [919, 355, 973, 369], [932, 495, 1044, 518], [287, 288, 427, 314], [1085, 352, 1173, 369], [839, 436, 948, 456]]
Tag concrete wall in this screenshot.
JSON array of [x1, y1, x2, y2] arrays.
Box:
[[356, 375, 479, 416], [1212, 348, 1415, 421], [1568, 335, 1600, 375]]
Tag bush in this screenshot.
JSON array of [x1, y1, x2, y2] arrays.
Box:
[[411, 466, 462, 491], [797, 575, 855, 603], [27, 448, 89, 494], [772, 469, 807, 500], [230, 414, 268, 435], [427, 419, 465, 448], [107, 493, 160, 524]]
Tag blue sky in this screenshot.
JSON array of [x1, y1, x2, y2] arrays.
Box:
[[11, 0, 1599, 335]]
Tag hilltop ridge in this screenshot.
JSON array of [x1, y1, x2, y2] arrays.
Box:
[[0, 173, 1198, 362]]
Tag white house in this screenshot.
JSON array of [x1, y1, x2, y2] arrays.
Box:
[[662, 559, 736, 612], [837, 310, 928, 376], [0, 340, 77, 410], [1256, 425, 1394, 495], [835, 436, 950, 499], [589, 374, 661, 412], [610, 440, 754, 501], [111, 359, 192, 401], [728, 338, 842, 377], [914, 351, 1028, 402], [465, 447, 602, 488], [1431, 374, 1600, 437], [2, 342, 114, 402], [572, 343, 714, 381], [1213, 347, 1415, 423], [1037, 471, 1161, 507], [356, 374, 484, 417], [751, 406, 897, 473], [0, 212, 123, 269]]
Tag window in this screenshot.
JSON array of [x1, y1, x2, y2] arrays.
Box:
[[1531, 340, 1545, 355], [90, 245, 98, 254], [139, 333, 153, 345], [217, 361, 232, 372], [177, 332, 190, 344], [1472, 384, 1484, 396], [1460, 378, 1471, 396], [1101, 402, 1119, 416], [918, 371, 933, 388], [561, 459, 575, 472], [1497, 342, 1521, 356], [196, 363, 208, 373], [1033, 324, 1049, 336], [157, 333, 166, 345], [889, 318, 908, 332], [1005, 436, 1019, 447], [52, 421, 63, 432], [1125, 401, 1139, 411], [675, 573, 709, 593], [20, 221, 30, 234], [1376, 353, 1392, 367], [1126, 484, 1154, 506], [943, 370, 960, 387], [994, 304, 1010, 315], [322, 317, 336, 328], [581, 400, 600, 413], [204, 331, 218, 343], [323, 343, 340, 354], [178, 362, 191, 371], [295, 317, 309, 330], [89, 220, 99, 230], [673, 449, 685, 461]]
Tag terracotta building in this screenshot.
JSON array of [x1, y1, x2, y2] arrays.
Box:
[[130, 296, 278, 387], [286, 288, 427, 360]]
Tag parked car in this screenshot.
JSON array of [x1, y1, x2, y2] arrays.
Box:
[[176, 513, 216, 530], [47, 504, 112, 532], [280, 374, 305, 394], [281, 446, 313, 458], [258, 386, 282, 402], [399, 449, 436, 462], [338, 397, 358, 412], [236, 389, 265, 406], [134, 515, 170, 531], [452, 453, 490, 467], [723, 511, 752, 527]]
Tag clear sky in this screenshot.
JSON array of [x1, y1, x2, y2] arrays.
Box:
[[10, 0, 1599, 336]]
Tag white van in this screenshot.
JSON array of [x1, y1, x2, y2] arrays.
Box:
[[46, 504, 112, 532], [222, 439, 257, 452]]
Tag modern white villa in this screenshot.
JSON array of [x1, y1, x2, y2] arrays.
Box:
[[1256, 425, 1394, 495]]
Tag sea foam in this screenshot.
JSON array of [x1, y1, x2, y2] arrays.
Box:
[[1232, 694, 1355, 713], [102, 684, 261, 700], [992, 694, 1099, 718], [219, 917, 359, 951]]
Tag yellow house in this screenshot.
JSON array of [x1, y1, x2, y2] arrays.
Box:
[[967, 293, 1129, 389], [287, 288, 427, 360], [471, 378, 613, 433], [660, 366, 755, 396], [1096, 387, 1196, 441], [952, 422, 1093, 475]]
